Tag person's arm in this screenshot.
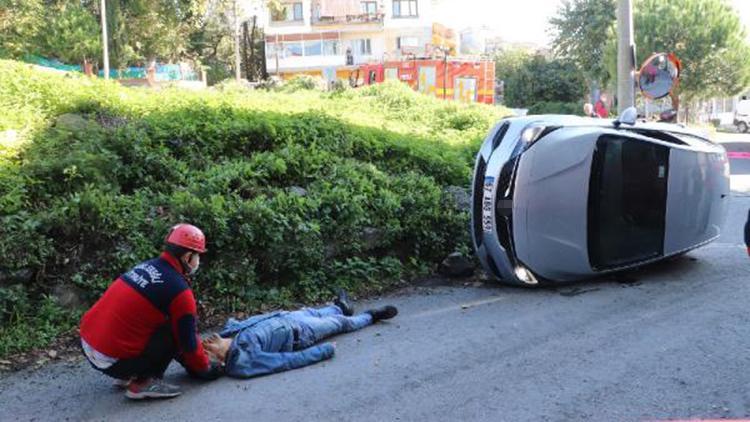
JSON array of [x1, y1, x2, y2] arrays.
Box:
[[225, 342, 335, 379], [169, 288, 217, 378]]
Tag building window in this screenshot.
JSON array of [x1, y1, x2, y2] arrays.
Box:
[[266, 43, 277, 59], [361, 1, 377, 14], [284, 42, 303, 57], [396, 36, 419, 49], [290, 2, 304, 20], [272, 2, 304, 21], [268, 40, 342, 58], [351, 39, 372, 55], [393, 0, 417, 17], [304, 41, 323, 56], [323, 40, 340, 55]]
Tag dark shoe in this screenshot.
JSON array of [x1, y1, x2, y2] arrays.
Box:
[[334, 288, 355, 316], [366, 305, 398, 322], [125, 378, 181, 400]]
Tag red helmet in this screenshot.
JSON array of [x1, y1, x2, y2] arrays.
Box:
[[165, 224, 207, 253]]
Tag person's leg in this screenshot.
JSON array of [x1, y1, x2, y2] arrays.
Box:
[[311, 304, 345, 317], [140, 324, 177, 378], [114, 325, 181, 400], [103, 324, 176, 381], [292, 312, 374, 345], [287, 304, 343, 319]]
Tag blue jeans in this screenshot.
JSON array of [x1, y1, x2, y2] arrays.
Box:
[[285, 305, 372, 349]]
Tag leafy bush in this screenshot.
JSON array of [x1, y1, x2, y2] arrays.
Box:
[[0, 286, 80, 357], [280, 74, 327, 92], [0, 59, 506, 357], [527, 101, 583, 115]]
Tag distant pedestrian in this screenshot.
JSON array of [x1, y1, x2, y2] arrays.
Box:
[[583, 103, 597, 118], [595, 93, 609, 118]]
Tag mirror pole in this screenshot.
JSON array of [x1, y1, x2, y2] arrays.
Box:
[[617, 0, 635, 113]]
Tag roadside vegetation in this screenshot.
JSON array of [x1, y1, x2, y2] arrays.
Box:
[[0, 60, 510, 359]]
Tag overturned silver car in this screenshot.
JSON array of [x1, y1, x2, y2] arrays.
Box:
[[471, 112, 730, 285]]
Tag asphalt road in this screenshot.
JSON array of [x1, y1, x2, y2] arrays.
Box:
[[1, 135, 750, 422]]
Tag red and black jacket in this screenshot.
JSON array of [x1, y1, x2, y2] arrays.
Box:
[[79, 252, 210, 374]]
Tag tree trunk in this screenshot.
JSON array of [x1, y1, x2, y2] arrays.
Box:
[[242, 20, 250, 80], [249, 16, 257, 81]]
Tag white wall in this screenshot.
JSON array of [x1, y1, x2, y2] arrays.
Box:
[[269, 55, 346, 72]]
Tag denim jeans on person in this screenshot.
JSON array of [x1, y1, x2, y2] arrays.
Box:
[[286, 305, 373, 348]]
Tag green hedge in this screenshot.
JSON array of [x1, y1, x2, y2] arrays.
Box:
[[527, 101, 583, 116], [0, 60, 508, 357]]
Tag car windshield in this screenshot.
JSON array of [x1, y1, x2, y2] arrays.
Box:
[[588, 135, 669, 270]]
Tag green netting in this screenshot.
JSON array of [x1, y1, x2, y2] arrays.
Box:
[[23, 55, 199, 81]]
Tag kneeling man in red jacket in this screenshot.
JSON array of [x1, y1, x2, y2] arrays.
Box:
[[79, 224, 222, 400]]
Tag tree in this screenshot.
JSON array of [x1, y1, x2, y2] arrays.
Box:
[[0, 0, 44, 58], [102, 0, 209, 68], [550, 0, 750, 104], [634, 0, 750, 102], [187, 0, 235, 82], [188, 0, 274, 83], [549, 0, 617, 89], [493, 47, 533, 84], [0, 0, 275, 82], [504, 54, 587, 109], [40, 3, 101, 66]]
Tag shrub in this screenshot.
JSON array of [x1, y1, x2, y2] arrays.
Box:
[[0, 59, 505, 357], [527, 101, 583, 115], [280, 74, 327, 92]]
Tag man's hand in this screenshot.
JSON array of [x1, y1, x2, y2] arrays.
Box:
[[194, 359, 224, 380]]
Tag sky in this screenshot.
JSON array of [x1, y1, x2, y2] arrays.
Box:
[[433, 0, 750, 47]]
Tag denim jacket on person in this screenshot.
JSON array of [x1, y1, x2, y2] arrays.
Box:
[[220, 312, 335, 378]]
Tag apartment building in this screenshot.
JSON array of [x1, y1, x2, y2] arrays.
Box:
[[262, 0, 448, 80]]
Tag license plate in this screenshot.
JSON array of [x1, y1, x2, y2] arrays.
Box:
[[482, 176, 495, 233]]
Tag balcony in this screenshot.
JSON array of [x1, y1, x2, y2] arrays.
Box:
[[311, 0, 384, 28], [313, 12, 384, 26]]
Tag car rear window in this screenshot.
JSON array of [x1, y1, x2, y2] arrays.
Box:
[[588, 135, 669, 270]]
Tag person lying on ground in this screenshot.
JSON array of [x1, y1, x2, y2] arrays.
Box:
[[79, 224, 223, 401], [201, 290, 398, 378]]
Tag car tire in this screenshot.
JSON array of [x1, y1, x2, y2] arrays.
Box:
[[739, 122, 749, 133]]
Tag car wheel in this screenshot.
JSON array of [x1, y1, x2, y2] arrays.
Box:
[[739, 122, 749, 133]]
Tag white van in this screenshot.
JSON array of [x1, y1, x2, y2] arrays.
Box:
[[735, 96, 750, 133]]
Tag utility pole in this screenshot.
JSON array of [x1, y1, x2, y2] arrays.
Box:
[[616, 0, 635, 113], [234, 0, 242, 81], [100, 0, 109, 80]]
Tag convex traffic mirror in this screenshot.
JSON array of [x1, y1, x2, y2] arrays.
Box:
[[638, 53, 681, 100]]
